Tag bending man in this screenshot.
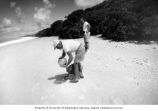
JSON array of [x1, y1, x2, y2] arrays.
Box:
[[54, 39, 85, 83]]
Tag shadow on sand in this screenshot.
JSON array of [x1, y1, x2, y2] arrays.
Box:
[[48, 73, 68, 84]]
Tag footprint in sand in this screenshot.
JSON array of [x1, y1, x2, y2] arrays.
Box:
[[132, 58, 149, 66]]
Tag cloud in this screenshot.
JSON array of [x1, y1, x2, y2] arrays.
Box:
[[15, 7, 24, 23], [43, 0, 53, 8], [10, 1, 24, 23], [34, 7, 51, 28], [74, 0, 105, 7], [0, 18, 20, 33], [10, 1, 16, 8], [34, 7, 51, 22], [0, 18, 12, 28], [33, 0, 55, 28]]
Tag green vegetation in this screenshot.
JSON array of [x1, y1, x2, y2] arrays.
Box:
[[35, 0, 158, 41]]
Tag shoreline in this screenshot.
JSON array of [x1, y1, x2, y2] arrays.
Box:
[[0, 37, 38, 47]]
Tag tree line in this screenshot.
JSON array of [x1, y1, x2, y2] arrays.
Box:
[[35, 0, 158, 41]]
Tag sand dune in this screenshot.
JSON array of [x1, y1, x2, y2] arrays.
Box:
[[0, 36, 158, 104]]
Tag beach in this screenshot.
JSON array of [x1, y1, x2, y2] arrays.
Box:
[[0, 36, 158, 104]]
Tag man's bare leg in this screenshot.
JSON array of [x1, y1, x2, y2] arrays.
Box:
[[79, 63, 84, 79], [72, 63, 80, 82]]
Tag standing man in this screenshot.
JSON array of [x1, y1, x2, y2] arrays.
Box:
[[80, 18, 91, 52]]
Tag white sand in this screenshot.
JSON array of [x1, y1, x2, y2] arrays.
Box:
[[0, 36, 158, 104]]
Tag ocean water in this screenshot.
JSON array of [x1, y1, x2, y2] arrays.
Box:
[[0, 36, 22, 43], [0, 30, 36, 44], [0, 37, 37, 47], [0, 31, 37, 47]]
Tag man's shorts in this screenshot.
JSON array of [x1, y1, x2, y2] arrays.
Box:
[[74, 43, 86, 63], [85, 32, 90, 37]]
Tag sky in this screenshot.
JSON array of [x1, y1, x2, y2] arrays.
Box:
[[0, 0, 105, 36]]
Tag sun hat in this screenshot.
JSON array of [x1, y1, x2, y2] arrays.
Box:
[[53, 40, 62, 50], [53, 39, 60, 49]]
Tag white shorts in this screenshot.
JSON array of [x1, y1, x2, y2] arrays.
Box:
[[84, 32, 90, 37], [74, 43, 86, 63]]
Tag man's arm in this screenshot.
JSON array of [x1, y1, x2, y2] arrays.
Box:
[[66, 52, 73, 66], [83, 22, 90, 52], [59, 50, 66, 59]]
